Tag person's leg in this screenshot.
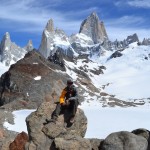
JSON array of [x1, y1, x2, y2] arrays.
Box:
[[68, 99, 78, 123], [52, 103, 62, 119]]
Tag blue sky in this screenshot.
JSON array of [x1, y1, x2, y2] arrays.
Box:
[[0, 0, 150, 48]]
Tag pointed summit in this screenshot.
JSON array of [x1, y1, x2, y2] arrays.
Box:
[[79, 12, 108, 44], [0, 32, 28, 65], [25, 40, 33, 52], [4, 32, 11, 40], [90, 12, 99, 19], [45, 19, 54, 32]]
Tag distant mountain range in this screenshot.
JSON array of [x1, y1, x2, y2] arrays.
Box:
[[0, 12, 149, 66]]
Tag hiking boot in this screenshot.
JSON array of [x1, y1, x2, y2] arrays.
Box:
[[45, 117, 57, 124], [69, 116, 75, 123]]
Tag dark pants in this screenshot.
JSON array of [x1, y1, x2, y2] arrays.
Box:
[[52, 99, 78, 119]]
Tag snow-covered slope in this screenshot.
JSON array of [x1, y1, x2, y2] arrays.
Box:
[[0, 62, 9, 76], [63, 42, 150, 107], [98, 43, 150, 101]]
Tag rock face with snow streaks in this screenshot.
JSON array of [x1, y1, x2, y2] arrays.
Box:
[[39, 19, 74, 59]]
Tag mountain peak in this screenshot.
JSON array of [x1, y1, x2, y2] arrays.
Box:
[[4, 32, 10, 40], [25, 40, 33, 52], [79, 12, 108, 44], [45, 19, 54, 32], [90, 12, 99, 18]]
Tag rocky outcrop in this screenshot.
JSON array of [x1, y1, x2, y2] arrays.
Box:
[[0, 50, 69, 110], [109, 51, 123, 60], [0, 32, 31, 66], [142, 38, 150, 46], [9, 132, 28, 150], [126, 33, 139, 44], [79, 12, 108, 44], [25, 101, 88, 150]]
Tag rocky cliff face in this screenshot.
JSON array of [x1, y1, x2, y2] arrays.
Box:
[[0, 32, 33, 66], [79, 12, 108, 44]]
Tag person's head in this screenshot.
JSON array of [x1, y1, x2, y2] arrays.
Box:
[[67, 78, 73, 87]]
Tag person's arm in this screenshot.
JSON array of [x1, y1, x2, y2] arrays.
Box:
[[68, 87, 78, 101]]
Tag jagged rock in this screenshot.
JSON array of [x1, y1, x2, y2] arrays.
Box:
[[101, 131, 148, 150], [79, 12, 108, 44], [25, 101, 87, 150], [89, 67, 104, 75], [0, 32, 28, 66], [9, 132, 28, 150], [109, 51, 123, 59], [126, 33, 139, 44], [142, 38, 150, 45], [46, 19, 55, 32], [0, 50, 69, 110]]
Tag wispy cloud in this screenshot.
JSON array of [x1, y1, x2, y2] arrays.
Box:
[[0, 0, 84, 34], [115, 0, 150, 8], [127, 0, 150, 8], [105, 15, 145, 28]]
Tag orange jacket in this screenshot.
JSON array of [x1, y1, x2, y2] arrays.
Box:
[[59, 88, 67, 104]]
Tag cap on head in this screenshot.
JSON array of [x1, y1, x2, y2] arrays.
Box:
[[67, 78, 73, 85]]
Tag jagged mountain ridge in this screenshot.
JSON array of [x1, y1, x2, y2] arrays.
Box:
[[39, 12, 110, 59], [38, 12, 147, 62], [0, 32, 33, 66]]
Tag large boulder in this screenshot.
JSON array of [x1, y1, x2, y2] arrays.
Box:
[[101, 131, 148, 150], [0, 50, 69, 110], [25, 101, 88, 150]]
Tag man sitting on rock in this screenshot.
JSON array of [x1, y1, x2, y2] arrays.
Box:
[[46, 78, 79, 124]]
